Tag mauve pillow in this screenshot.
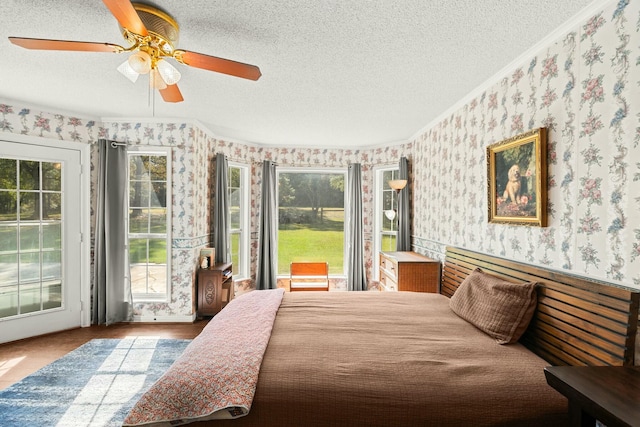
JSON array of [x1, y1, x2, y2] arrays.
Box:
[[449, 267, 537, 344]]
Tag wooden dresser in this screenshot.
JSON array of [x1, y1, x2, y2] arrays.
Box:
[[197, 261, 234, 317], [379, 251, 440, 293]]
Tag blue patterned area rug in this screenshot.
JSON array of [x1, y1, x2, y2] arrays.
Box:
[[0, 337, 191, 427]]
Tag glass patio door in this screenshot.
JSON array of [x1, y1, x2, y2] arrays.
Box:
[[0, 139, 82, 343]]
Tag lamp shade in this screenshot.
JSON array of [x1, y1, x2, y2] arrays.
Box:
[[156, 59, 181, 85], [384, 209, 396, 221], [116, 60, 140, 83], [388, 179, 407, 191], [128, 50, 152, 74]]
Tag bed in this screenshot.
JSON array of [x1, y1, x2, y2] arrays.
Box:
[[124, 246, 639, 427]]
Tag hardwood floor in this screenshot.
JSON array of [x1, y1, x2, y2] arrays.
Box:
[[0, 321, 209, 391]]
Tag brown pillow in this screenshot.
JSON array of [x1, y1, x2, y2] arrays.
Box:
[[449, 267, 537, 344]]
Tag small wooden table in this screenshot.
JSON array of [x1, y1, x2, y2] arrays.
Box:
[[544, 366, 640, 427]]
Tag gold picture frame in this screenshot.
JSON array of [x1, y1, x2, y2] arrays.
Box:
[[487, 128, 547, 227]]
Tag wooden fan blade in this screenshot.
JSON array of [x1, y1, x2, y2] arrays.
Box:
[[102, 0, 148, 36], [9, 37, 123, 52], [159, 84, 184, 103], [177, 50, 261, 81]]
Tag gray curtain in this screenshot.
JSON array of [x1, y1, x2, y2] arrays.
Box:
[[397, 156, 411, 251], [347, 163, 367, 291], [256, 160, 277, 290], [93, 139, 132, 325], [213, 153, 230, 264]]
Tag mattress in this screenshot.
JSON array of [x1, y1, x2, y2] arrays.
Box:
[[201, 291, 568, 426]]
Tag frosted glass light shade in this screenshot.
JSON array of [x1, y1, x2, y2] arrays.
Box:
[[156, 59, 181, 85], [384, 209, 396, 221], [117, 60, 140, 83], [128, 50, 152, 74], [388, 179, 407, 191]]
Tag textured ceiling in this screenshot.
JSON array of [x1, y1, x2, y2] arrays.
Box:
[[0, 0, 597, 147]]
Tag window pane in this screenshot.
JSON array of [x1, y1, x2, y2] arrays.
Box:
[[148, 239, 166, 264], [138, 156, 151, 179], [0, 284, 19, 318], [130, 264, 149, 294], [129, 238, 149, 264], [19, 191, 39, 220], [277, 172, 345, 275], [129, 180, 150, 208], [149, 208, 166, 233], [42, 162, 61, 191], [151, 182, 166, 207], [20, 282, 41, 314], [42, 193, 61, 220], [129, 156, 143, 180], [381, 234, 396, 252], [229, 187, 240, 207], [0, 191, 17, 220], [19, 252, 40, 282], [43, 250, 61, 280], [149, 156, 166, 181], [230, 231, 239, 275], [0, 253, 18, 286], [229, 167, 240, 188], [42, 223, 61, 250], [20, 161, 40, 190], [42, 280, 62, 310], [0, 159, 17, 190], [129, 209, 150, 233], [146, 264, 166, 294], [0, 225, 18, 252], [19, 225, 40, 251], [230, 206, 240, 229]]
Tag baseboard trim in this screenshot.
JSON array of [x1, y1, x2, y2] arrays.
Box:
[[132, 314, 197, 323]]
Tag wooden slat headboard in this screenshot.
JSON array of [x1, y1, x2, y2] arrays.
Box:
[[442, 246, 639, 366]]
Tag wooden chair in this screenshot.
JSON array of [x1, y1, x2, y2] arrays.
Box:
[[289, 262, 329, 291]]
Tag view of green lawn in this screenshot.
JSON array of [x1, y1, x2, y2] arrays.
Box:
[[278, 207, 344, 275], [128, 209, 167, 265]]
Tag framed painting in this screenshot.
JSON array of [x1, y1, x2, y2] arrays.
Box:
[[487, 128, 547, 226]]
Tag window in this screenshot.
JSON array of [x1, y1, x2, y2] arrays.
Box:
[[228, 162, 249, 279], [127, 150, 171, 301], [0, 158, 63, 318], [373, 166, 400, 278], [277, 169, 346, 275]]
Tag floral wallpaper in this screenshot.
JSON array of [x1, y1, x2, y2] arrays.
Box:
[[2, 0, 637, 324], [411, 0, 640, 289], [0, 101, 410, 319]]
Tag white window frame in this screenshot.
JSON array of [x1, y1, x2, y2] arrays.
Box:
[[127, 147, 172, 302], [228, 161, 250, 280], [276, 167, 348, 277], [373, 165, 399, 280]]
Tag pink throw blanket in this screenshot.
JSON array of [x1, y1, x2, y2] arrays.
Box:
[[123, 288, 285, 427]]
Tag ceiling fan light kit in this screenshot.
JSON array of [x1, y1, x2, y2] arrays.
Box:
[[8, 0, 261, 104]]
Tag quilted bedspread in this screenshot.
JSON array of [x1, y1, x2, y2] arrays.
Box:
[[123, 288, 285, 427]]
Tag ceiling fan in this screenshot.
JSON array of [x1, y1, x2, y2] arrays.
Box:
[[8, 0, 262, 103]]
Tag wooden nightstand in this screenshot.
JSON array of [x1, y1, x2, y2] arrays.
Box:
[[197, 262, 233, 317], [544, 365, 640, 427], [379, 251, 441, 292]]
